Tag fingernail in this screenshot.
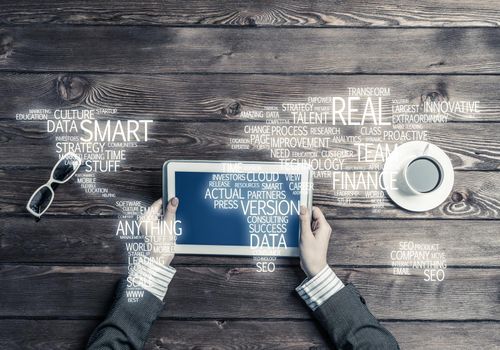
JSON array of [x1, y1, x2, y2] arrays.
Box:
[[172, 197, 179, 206], [300, 206, 307, 215]]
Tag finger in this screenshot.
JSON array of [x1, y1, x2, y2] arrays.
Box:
[[165, 197, 179, 225], [312, 220, 319, 231], [312, 206, 327, 224], [162, 197, 178, 245], [312, 206, 332, 239], [149, 198, 163, 217], [140, 198, 162, 224], [299, 205, 313, 241]]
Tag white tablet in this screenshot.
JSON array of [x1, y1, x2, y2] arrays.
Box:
[[163, 160, 313, 256]]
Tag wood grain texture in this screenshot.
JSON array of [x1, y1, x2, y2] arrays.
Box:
[[0, 2, 498, 348], [1, 168, 498, 219], [0, 27, 499, 73], [2, 217, 498, 266], [0, 320, 498, 350], [0, 1, 499, 27], [0, 264, 497, 320], [1, 73, 499, 122], [1, 120, 499, 171]]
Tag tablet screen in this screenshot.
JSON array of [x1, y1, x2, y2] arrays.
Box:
[[174, 171, 302, 254]]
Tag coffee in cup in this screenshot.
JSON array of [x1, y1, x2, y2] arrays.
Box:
[[404, 156, 443, 194]]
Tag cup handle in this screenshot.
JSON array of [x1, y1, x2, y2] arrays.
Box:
[[422, 143, 430, 156]]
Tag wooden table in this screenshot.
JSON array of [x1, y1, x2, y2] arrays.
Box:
[[0, 2, 499, 349]]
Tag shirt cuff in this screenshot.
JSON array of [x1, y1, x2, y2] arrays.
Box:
[[128, 257, 176, 301], [295, 265, 344, 311]]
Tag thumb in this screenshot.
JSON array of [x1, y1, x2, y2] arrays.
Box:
[[165, 197, 179, 225], [164, 197, 179, 242], [299, 206, 313, 240]]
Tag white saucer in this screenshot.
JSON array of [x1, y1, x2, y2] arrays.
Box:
[[382, 141, 454, 212]]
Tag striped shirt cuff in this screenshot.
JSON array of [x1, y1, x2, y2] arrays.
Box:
[[128, 257, 176, 301], [296, 265, 344, 311]]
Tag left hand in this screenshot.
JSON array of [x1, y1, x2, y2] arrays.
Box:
[[139, 197, 179, 266]]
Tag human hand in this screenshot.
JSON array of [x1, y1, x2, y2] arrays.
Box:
[[139, 197, 179, 267], [299, 206, 332, 278]]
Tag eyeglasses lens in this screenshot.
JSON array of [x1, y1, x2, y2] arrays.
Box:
[[29, 186, 53, 215], [53, 155, 79, 182]]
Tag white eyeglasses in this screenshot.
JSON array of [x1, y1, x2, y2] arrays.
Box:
[[26, 152, 82, 218]]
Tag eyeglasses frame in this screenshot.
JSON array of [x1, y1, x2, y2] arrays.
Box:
[[26, 152, 82, 218]]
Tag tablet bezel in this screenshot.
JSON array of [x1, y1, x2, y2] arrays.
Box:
[[163, 160, 313, 257]]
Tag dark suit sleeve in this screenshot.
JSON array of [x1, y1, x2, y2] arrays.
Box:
[[313, 284, 399, 350], [86, 278, 165, 350]]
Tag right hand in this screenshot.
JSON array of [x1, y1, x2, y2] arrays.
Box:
[[299, 206, 332, 278]]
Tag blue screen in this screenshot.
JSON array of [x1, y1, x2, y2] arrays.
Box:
[[174, 171, 302, 248]]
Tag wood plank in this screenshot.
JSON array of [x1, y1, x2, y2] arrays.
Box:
[[0, 265, 497, 320], [1, 319, 498, 350], [1, 217, 498, 266], [1, 73, 499, 122], [0, 319, 330, 350], [1, 168, 498, 219], [1, 1, 500, 27], [386, 322, 500, 350], [0, 27, 499, 73], [1, 120, 498, 170]]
